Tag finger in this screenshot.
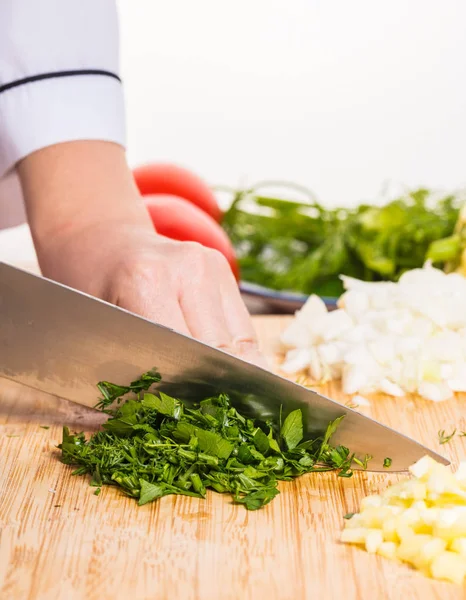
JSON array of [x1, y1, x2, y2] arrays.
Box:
[[178, 266, 232, 350], [219, 268, 269, 369], [129, 294, 191, 337], [116, 272, 191, 336]]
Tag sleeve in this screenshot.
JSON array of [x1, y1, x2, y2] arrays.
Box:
[[0, 0, 126, 178]]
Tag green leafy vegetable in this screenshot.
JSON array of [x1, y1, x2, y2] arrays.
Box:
[[90, 465, 102, 487], [222, 184, 463, 295], [172, 422, 234, 460], [96, 369, 161, 410], [253, 427, 270, 455], [280, 409, 303, 450], [353, 454, 373, 470], [40, 425, 50, 430], [343, 512, 355, 520], [383, 457, 392, 468], [138, 480, 167, 505], [142, 392, 181, 418], [438, 429, 456, 445], [235, 487, 280, 510], [59, 371, 360, 511]]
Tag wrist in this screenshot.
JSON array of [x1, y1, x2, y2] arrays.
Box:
[[17, 140, 153, 248]]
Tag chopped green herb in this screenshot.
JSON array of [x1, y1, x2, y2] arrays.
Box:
[[93, 488, 101, 496], [235, 487, 280, 510], [338, 469, 354, 478], [95, 369, 161, 410], [343, 512, 355, 520], [138, 480, 167, 505], [383, 457, 392, 468], [280, 409, 303, 450], [438, 429, 456, 445], [353, 454, 373, 470], [59, 371, 360, 511], [40, 425, 50, 430], [90, 465, 102, 487]]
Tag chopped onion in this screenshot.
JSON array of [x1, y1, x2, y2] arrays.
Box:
[[280, 264, 466, 401]]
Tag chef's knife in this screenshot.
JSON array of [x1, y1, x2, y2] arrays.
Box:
[[0, 262, 448, 471]]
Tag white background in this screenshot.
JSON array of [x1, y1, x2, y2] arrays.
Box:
[[118, 0, 466, 207], [2, 0, 466, 262]]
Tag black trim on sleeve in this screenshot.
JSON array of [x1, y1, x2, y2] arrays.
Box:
[[0, 69, 121, 95]]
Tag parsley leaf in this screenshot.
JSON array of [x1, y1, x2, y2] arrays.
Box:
[[138, 480, 168, 506], [253, 427, 270, 455], [96, 369, 161, 410], [172, 422, 234, 459], [235, 487, 280, 511], [280, 409, 303, 450], [142, 392, 181, 418]]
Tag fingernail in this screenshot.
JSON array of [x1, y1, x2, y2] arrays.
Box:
[[232, 336, 258, 352]]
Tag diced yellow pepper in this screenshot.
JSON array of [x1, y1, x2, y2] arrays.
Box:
[[395, 524, 416, 542], [381, 518, 398, 543], [360, 494, 383, 510], [342, 457, 466, 586], [340, 527, 368, 545], [414, 538, 447, 570], [377, 541, 398, 560], [430, 551, 466, 585], [397, 534, 433, 565], [365, 530, 384, 554], [358, 507, 394, 529], [450, 537, 466, 557]]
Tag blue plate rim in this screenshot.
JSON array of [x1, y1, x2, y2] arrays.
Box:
[[239, 280, 338, 309]]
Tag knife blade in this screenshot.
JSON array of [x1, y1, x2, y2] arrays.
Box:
[[0, 261, 448, 471]]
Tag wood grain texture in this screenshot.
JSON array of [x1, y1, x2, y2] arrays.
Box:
[[1, 315, 465, 600]]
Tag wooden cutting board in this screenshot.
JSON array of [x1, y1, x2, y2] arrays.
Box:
[[1, 316, 465, 600]]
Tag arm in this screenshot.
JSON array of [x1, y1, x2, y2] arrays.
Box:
[[19, 143, 265, 365], [0, 0, 125, 178], [1, 1, 264, 365]]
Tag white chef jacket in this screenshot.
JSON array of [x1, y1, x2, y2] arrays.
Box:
[[0, 0, 126, 228]]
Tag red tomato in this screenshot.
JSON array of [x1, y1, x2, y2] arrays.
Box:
[[133, 163, 222, 222], [144, 195, 239, 280]]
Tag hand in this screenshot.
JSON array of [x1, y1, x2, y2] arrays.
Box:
[[18, 141, 266, 366], [39, 220, 266, 366]]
